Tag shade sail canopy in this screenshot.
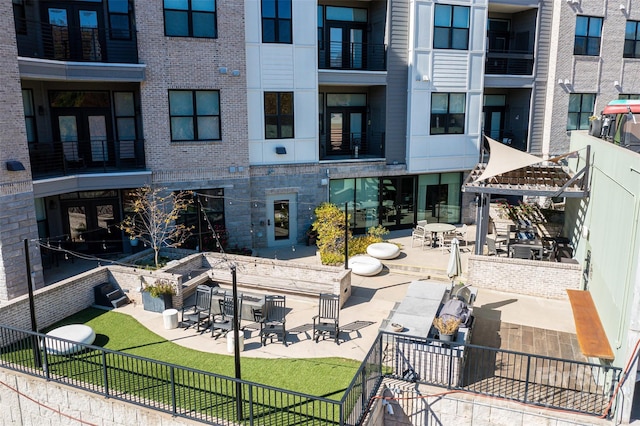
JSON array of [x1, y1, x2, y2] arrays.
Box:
[[473, 137, 545, 183], [463, 137, 590, 198]]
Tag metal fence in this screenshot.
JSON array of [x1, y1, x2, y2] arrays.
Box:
[[0, 325, 622, 425], [382, 332, 621, 418], [0, 325, 342, 425]]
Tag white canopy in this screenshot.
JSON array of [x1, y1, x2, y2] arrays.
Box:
[[473, 136, 546, 183]]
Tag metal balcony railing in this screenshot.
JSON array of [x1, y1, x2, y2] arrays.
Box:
[[29, 139, 146, 179], [319, 41, 387, 71], [320, 131, 385, 160], [16, 17, 139, 64], [485, 50, 534, 75]]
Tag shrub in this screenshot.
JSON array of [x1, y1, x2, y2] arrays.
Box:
[[433, 317, 461, 335], [146, 279, 176, 298]]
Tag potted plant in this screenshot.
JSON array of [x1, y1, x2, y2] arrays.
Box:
[[433, 316, 462, 342], [142, 279, 176, 313]]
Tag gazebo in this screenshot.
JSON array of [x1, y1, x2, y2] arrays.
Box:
[[462, 136, 591, 255]]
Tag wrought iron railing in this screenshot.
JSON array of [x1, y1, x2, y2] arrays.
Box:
[[15, 17, 139, 64], [0, 325, 621, 424], [0, 325, 342, 425], [319, 41, 387, 71], [485, 50, 534, 75], [320, 131, 385, 160], [28, 139, 146, 179]]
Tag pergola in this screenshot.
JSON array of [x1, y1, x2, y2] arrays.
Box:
[[462, 137, 591, 255]]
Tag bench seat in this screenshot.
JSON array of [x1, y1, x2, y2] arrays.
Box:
[[566, 289, 614, 361]]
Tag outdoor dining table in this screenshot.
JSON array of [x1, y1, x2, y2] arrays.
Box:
[[510, 239, 544, 260], [421, 223, 457, 248], [384, 280, 449, 338]]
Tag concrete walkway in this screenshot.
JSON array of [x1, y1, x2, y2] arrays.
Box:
[[113, 228, 576, 361]]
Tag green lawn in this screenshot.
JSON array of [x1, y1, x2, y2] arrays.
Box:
[[48, 308, 360, 399]]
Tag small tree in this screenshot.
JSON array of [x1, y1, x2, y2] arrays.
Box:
[[120, 185, 194, 268], [313, 202, 351, 265]]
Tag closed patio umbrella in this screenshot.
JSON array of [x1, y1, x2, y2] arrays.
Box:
[[447, 238, 462, 284]]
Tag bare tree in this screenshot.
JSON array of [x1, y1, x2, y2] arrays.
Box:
[[120, 185, 194, 267]]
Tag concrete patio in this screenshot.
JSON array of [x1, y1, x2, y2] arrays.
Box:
[[95, 228, 579, 362]]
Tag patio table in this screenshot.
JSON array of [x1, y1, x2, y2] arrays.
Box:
[[422, 223, 457, 248]]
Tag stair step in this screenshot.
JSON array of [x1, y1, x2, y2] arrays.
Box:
[[106, 289, 122, 300], [111, 296, 130, 309]]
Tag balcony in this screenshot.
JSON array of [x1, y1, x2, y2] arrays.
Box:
[[320, 131, 385, 161], [29, 139, 146, 180], [319, 41, 387, 71], [16, 17, 138, 64], [485, 50, 534, 75]]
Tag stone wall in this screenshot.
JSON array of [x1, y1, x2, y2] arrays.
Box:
[[467, 255, 582, 299], [0, 369, 195, 425], [363, 381, 610, 426]]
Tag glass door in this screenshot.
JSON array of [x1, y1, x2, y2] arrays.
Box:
[[326, 108, 366, 157], [266, 194, 297, 247], [44, 3, 105, 61], [381, 177, 416, 229], [61, 198, 121, 253], [326, 24, 366, 69]]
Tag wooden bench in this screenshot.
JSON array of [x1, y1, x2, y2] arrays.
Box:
[[566, 289, 614, 361]]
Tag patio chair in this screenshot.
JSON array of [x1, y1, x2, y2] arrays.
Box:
[[312, 293, 341, 344], [211, 293, 243, 339], [455, 224, 468, 247], [180, 285, 213, 333], [437, 231, 455, 254], [486, 236, 508, 257], [411, 225, 430, 248], [259, 295, 287, 346]]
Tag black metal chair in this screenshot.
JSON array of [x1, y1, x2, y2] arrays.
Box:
[[180, 285, 213, 333], [312, 293, 341, 345], [211, 293, 242, 339], [259, 295, 287, 346]]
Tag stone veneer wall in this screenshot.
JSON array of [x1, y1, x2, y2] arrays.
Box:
[[0, 369, 192, 425], [467, 255, 582, 299], [364, 382, 609, 426]]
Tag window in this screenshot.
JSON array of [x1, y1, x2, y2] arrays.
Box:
[[114, 92, 137, 158], [262, 0, 292, 43], [574, 16, 602, 56], [567, 93, 595, 131], [619, 94, 640, 100], [434, 4, 469, 50], [265, 92, 294, 139], [169, 90, 220, 142], [430, 93, 465, 134], [108, 0, 131, 40], [624, 21, 640, 58], [22, 89, 36, 143], [164, 0, 217, 38], [177, 188, 225, 251]]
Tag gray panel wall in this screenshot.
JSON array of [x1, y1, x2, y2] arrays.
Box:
[[385, 0, 409, 165], [529, 1, 553, 155]]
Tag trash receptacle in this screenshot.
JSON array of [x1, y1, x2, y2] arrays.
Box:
[[227, 331, 245, 353], [162, 309, 179, 329]]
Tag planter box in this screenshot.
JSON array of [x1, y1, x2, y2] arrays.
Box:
[[142, 291, 173, 313]]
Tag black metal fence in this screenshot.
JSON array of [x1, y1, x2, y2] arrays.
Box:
[[384, 332, 621, 418], [0, 325, 342, 425], [0, 325, 621, 425]]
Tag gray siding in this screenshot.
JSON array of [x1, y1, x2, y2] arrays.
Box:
[[529, 1, 553, 155], [385, 0, 409, 165]]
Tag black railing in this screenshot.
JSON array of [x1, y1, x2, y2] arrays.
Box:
[[319, 41, 387, 71], [383, 332, 620, 418], [320, 131, 385, 160], [0, 325, 621, 424], [0, 325, 342, 425], [15, 17, 139, 64], [29, 139, 146, 179], [485, 51, 534, 75]]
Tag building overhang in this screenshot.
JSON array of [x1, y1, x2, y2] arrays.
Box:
[[33, 171, 152, 198], [19, 57, 146, 82]]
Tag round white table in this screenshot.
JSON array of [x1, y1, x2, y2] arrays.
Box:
[[43, 324, 96, 355], [422, 223, 457, 248]]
